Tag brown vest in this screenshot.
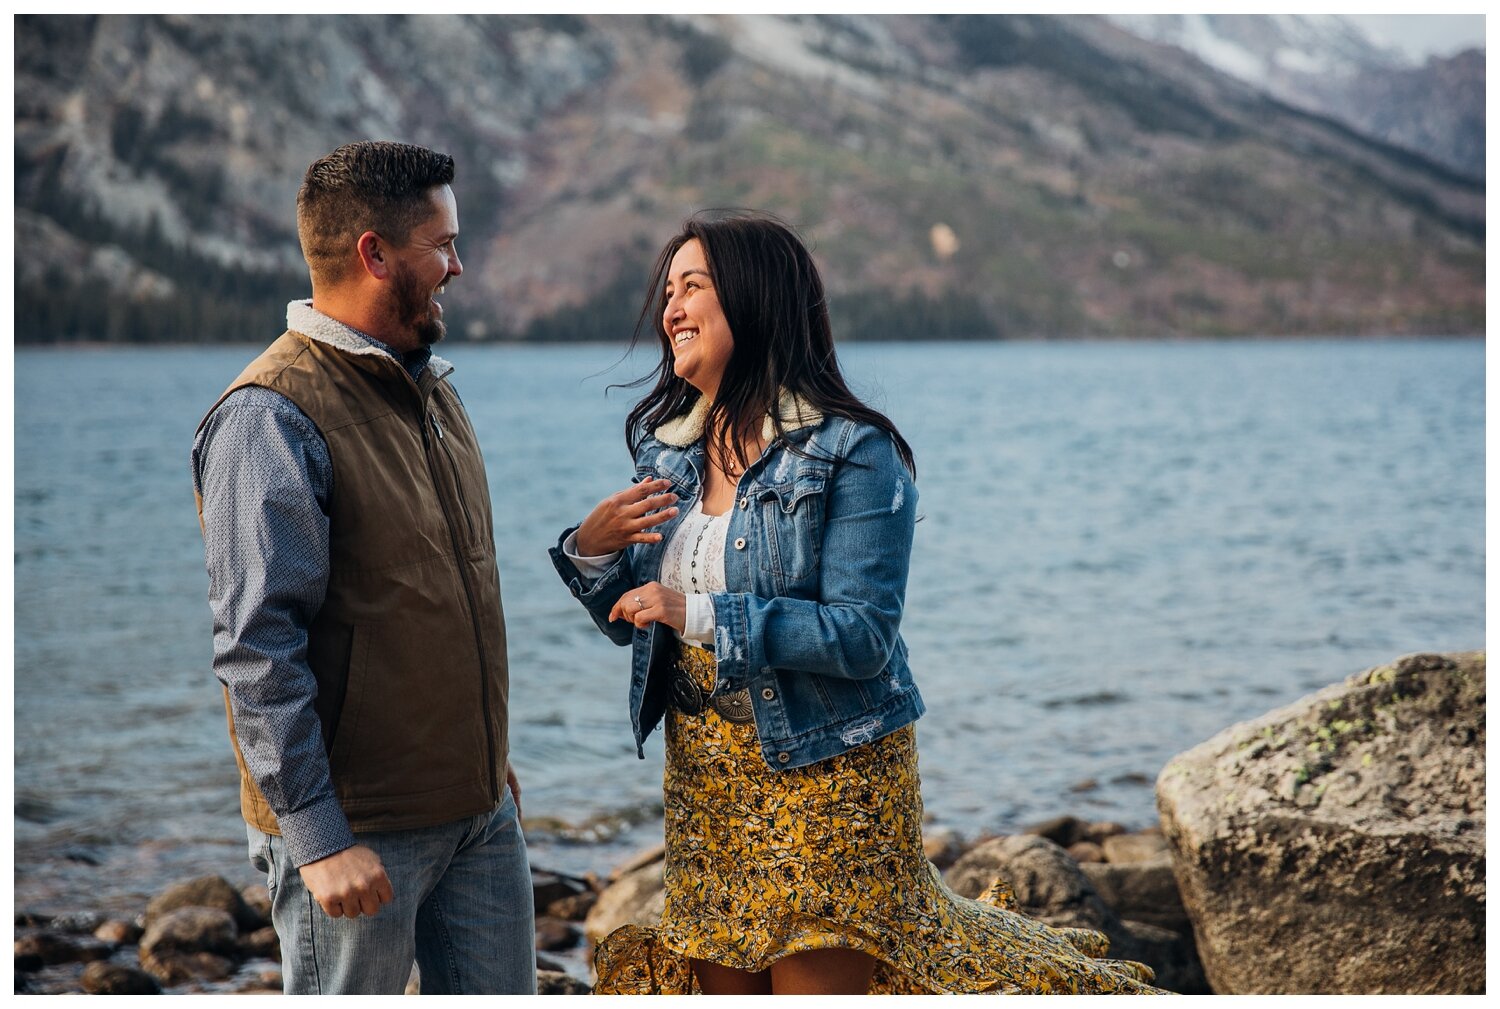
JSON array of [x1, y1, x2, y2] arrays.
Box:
[[196, 331, 509, 834]]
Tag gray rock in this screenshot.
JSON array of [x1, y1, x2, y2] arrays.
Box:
[[94, 919, 145, 945], [237, 926, 280, 960], [945, 834, 1116, 928], [1157, 651, 1485, 994], [81, 962, 163, 995], [535, 916, 582, 952], [922, 826, 966, 869], [1083, 821, 1130, 845], [240, 884, 272, 926], [545, 890, 598, 921], [14, 932, 111, 966], [46, 910, 106, 934], [1101, 831, 1169, 863], [532, 869, 589, 915], [945, 834, 1206, 993], [537, 969, 592, 994], [1021, 815, 1088, 848], [1067, 841, 1105, 863], [146, 876, 263, 932], [609, 843, 666, 880], [1080, 854, 1190, 933], [584, 860, 666, 946], [139, 907, 240, 982]]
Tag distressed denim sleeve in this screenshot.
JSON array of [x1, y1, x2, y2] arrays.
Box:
[[549, 524, 637, 647], [192, 387, 357, 867], [711, 424, 917, 688]]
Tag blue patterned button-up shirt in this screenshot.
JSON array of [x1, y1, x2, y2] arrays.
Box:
[[192, 304, 431, 867]]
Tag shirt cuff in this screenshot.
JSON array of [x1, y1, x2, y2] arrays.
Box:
[[562, 528, 622, 579], [682, 593, 716, 645], [274, 793, 359, 868]]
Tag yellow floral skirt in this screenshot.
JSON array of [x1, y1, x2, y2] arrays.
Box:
[[593, 644, 1162, 994]]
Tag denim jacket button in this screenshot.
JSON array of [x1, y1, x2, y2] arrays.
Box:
[[761, 687, 775, 701], [738, 497, 748, 510], [734, 537, 746, 550], [777, 752, 790, 763]]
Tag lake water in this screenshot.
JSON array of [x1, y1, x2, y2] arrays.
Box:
[[12, 339, 1484, 915]]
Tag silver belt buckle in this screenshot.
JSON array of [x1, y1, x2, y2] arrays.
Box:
[[670, 671, 704, 715], [710, 688, 755, 725]]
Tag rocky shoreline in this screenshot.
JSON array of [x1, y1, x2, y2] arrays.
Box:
[[15, 651, 1483, 995], [12, 812, 1181, 996]]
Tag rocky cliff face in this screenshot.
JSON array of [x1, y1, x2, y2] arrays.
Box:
[[1104, 14, 1485, 180], [14, 14, 1484, 343]]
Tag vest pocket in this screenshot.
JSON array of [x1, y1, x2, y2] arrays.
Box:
[[326, 624, 369, 773], [309, 621, 355, 756], [433, 413, 478, 545]]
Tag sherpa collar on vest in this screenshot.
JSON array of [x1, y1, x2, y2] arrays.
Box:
[[654, 390, 824, 447], [286, 299, 454, 383]]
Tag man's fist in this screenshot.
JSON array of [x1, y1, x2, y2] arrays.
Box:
[[298, 844, 394, 918]]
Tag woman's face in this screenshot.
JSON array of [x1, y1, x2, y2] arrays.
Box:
[[663, 239, 734, 401]]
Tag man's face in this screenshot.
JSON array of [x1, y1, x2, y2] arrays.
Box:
[[386, 185, 462, 348]]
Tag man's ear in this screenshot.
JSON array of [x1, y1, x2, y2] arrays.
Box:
[[356, 231, 390, 280]]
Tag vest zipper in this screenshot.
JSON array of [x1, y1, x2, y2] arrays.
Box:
[[421, 400, 501, 805], [431, 415, 478, 542]]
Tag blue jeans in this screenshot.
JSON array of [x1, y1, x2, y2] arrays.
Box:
[[247, 791, 536, 994]]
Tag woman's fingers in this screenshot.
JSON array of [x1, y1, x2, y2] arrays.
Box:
[[626, 490, 678, 518], [628, 478, 673, 502]]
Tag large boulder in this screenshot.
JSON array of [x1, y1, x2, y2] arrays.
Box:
[[1157, 651, 1484, 994], [945, 834, 1207, 993]]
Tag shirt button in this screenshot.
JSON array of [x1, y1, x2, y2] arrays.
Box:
[[777, 752, 790, 763], [738, 497, 749, 510], [761, 687, 776, 701], [734, 537, 746, 550]]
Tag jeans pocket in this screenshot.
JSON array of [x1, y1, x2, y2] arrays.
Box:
[[247, 827, 280, 896]]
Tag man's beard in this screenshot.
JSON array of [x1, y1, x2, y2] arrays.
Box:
[[392, 264, 446, 347]]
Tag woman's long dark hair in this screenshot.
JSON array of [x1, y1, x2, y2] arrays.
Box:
[[623, 211, 916, 477]]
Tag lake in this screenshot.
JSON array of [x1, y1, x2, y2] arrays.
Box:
[[12, 338, 1484, 914]]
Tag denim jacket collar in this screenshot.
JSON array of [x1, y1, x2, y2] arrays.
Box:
[[654, 390, 823, 447]]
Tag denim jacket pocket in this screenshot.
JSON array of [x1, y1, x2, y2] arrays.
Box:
[[755, 479, 825, 582]]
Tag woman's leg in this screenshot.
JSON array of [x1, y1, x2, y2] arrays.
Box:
[[770, 948, 877, 995], [691, 958, 773, 995]]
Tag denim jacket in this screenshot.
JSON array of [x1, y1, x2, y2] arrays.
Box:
[[549, 392, 925, 770]]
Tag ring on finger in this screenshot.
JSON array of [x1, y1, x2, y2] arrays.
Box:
[[633, 594, 645, 610]]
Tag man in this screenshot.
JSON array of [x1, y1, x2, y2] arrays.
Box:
[[191, 141, 534, 994]]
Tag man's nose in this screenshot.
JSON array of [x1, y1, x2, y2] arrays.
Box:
[[448, 247, 463, 277]]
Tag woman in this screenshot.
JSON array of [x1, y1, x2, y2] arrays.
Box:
[[549, 212, 1160, 995]]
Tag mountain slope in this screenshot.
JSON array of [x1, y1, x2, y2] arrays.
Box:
[[13, 14, 1484, 343], [1103, 13, 1485, 179]]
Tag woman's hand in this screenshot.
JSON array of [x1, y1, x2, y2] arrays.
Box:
[[609, 581, 687, 633], [576, 479, 679, 556]]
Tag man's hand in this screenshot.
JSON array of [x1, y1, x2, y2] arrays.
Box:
[[506, 760, 523, 821], [298, 844, 393, 919]]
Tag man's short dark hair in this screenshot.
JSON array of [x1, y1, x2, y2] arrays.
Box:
[[297, 141, 455, 285]]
